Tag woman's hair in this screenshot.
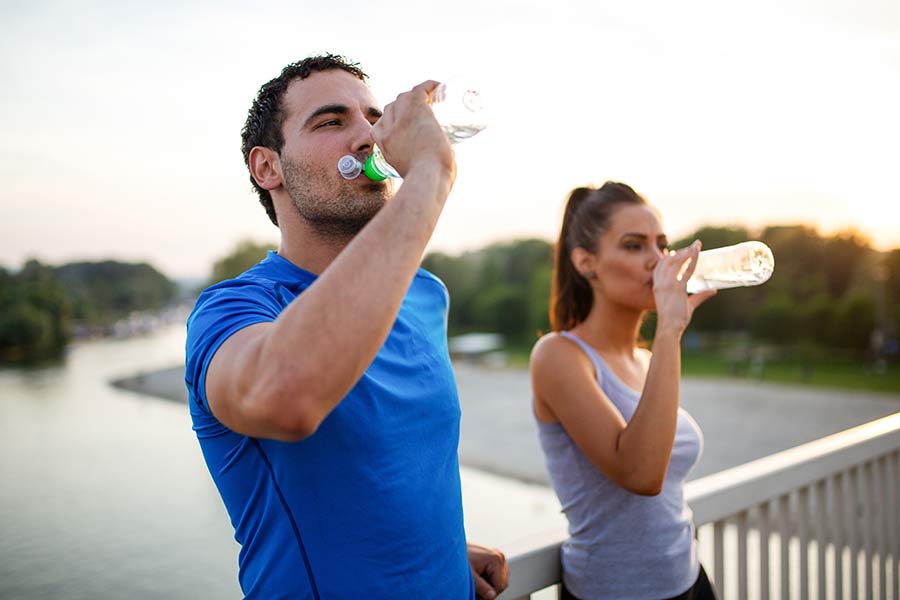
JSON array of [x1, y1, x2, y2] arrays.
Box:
[[550, 181, 649, 331]]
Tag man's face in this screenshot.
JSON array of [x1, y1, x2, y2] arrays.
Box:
[[277, 70, 392, 235]]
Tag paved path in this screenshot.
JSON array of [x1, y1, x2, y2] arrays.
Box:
[[114, 363, 900, 485], [453, 362, 900, 484]]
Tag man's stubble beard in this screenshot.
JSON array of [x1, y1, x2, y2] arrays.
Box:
[[282, 156, 392, 237]]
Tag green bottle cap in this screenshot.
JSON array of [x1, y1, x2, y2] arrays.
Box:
[[363, 154, 390, 181]]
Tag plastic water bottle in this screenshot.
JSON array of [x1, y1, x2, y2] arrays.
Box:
[[338, 80, 487, 181], [685, 241, 775, 293], [431, 79, 487, 143]]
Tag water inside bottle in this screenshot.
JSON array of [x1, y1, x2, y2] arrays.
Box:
[[432, 80, 487, 143], [687, 272, 761, 293], [441, 123, 486, 144], [686, 242, 774, 293]]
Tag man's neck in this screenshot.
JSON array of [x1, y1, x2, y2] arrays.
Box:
[[277, 215, 355, 276]]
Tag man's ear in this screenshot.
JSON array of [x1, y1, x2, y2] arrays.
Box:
[[248, 147, 282, 191]]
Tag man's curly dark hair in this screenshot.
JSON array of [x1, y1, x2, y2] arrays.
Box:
[[240, 54, 368, 226]]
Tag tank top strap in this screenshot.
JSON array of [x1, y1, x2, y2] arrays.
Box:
[[560, 330, 607, 384]]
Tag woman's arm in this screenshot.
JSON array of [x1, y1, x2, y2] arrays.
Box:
[[531, 243, 716, 495]]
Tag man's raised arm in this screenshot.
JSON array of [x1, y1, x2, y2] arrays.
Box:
[[205, 81, 454, 441]]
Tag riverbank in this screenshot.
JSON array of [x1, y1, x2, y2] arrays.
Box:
[[112, 361, 900, 485]]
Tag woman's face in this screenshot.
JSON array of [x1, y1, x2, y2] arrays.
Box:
[[580, 203, 669, 311]]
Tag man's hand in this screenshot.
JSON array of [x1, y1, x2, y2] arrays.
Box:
[[372, 80, 455, 180], [468, 542, 508, 600]]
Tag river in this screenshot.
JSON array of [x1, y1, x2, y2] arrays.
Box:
[[4, 323, 899, 599], [0, 325, 565, 599]]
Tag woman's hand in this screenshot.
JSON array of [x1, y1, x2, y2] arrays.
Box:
[[652, 240, 717, 337]]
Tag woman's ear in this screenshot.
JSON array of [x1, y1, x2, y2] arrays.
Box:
[[570, 247, 597, 280]]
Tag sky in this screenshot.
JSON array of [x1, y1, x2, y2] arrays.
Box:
[[2, 0, 899, 279]]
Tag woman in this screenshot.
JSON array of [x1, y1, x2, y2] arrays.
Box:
[[530, 182, 718, 600]]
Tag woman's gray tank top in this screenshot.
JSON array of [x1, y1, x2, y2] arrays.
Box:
[[536, 331, 703, 599]]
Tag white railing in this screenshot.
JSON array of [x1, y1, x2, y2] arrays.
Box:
[[499, 412, 900, 600]]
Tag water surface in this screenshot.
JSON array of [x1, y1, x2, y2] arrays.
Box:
[[0, 325, 564, 599]]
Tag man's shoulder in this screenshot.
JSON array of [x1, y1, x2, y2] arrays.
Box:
[[190, 255, 312, 317], [413, 267, 448, 292], [409, 267, 450, 307], [191, 273, 279, 315], [184, 266, 289, 391], [186, 264, 296, 343]]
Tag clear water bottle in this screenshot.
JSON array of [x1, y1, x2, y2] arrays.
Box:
[[431, 79, 487, 143], [685, 241, 775, 293], [338, 80, 487, 182]]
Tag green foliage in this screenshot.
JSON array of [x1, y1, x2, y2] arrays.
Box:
[[421, 250, 483, 332], [823, 232, 871, 298], [423, 224, 896, 363], [56, 261, 176, 325], [759, 225, 829, 302], [471, 284, 530, 341], [422, 238, 554, 345], [682, 349, 900, 393], [884, 249, 900, 335], [751, 293, 799, 344], [0, 293, 66, 362], [826, 291, 876, 351], [639, 311, 657, 343], [673, 225, 750, 251], [208, 240, 277, 285], [0, 260, 72, 362], [798, 293, 835, 345], [0, 259, 176, 363]]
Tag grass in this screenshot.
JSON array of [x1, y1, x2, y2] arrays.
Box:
[[681, 351, 900, 394], [492, 344, 900, 395]]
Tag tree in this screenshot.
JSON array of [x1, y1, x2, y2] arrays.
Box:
[[422, 238, 553, 344], [751, 293, 802, 344], [822, 231, 872, 298], [56, 260, 176, 325], [826, 290, 876, 351], [208, 240, 278, 285], [0, 303, 56, 361], [471, 284, 530, 343], [759, 225, 828, 302], [527, 264, 552, 338], [673, 225, 750, 252], [422, 251, 482, 333], [884, 249, 900, 337], [0, 259, 72, 362]]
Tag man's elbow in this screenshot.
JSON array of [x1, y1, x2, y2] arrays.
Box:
[[242, 384, 327, 442]]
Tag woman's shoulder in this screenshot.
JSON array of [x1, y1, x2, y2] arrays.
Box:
[[530, 331, 592, 374], [531, 331, 601, 421], [532, 331, 574, 358]]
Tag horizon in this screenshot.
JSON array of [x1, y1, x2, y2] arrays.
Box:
[[3, 216, 890, 282], [3, 0, 899, 278]]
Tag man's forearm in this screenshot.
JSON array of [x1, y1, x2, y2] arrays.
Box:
[[245, 163, 454, 432]]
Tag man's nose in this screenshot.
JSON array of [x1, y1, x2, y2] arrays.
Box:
[[351, 118, 374, 154]]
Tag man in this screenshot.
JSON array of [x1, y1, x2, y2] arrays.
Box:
[[185, 54, 509, 599]]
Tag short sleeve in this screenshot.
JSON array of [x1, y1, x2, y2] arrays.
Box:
[[185, 280, 284, 414]]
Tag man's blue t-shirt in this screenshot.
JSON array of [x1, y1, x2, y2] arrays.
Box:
[[185, 252, 474, 599]]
